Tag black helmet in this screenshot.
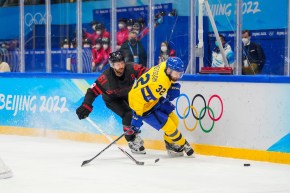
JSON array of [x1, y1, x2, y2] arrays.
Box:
[[95, 38, 103, 44], [102, 37, 110, 44], [108, 51, 124, 64], [118, 18, 127, 24], [90, 20, 98, 27], [127, 18, 134, 26], [94, 23, 104, 31], [83, 38, 91, 45]]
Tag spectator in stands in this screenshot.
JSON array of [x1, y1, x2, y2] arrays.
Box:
[[82, 38, 93, 73], [0, 53, 10, 72], [116, 18, 129, 50], [91, 38, 105, 72], [90, 20, 98, 31], [100, 37, 111, 72], [211, 34, 234, 67], [119, 30, 147, 67], [242, 29, 265, 75], [158, 41, 176, 64], [84, 23, 110, 45], [132, 22, 141, 35], [61, 38, 72, 49], [138, 17, 146, 32], [126, 18, 134, 32], [83, 38, 91, 48]]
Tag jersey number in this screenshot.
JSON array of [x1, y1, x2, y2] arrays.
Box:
[[156, 85, 166, 95]]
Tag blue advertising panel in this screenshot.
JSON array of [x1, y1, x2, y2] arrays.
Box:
[[0, 77, 122, 135]]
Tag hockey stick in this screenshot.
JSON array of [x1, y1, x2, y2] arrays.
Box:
[[83, 117, 159, 166], [81, 133, 125, 167]]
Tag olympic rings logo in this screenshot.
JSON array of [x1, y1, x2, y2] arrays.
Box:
[[25, 13, 47, 28], [175, 94, 224, 133]]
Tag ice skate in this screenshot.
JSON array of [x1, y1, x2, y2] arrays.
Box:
[[164, 141, 184, 157], [128, 134, 146, 154], [183, 140, 194, 156]]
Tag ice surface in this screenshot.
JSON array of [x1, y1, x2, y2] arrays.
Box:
[[1, 134, 290, 193]]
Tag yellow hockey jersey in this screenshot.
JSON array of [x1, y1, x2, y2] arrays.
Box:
[[128, 61, 173, 116]]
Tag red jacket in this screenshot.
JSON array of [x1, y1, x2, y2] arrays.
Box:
[[85, 30, 110, 45], [92, 48, 105, 65], [117, 28, 129, 46]]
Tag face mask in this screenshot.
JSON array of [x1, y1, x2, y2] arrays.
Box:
[[242, 38, 249, 46], [215, 41, 219, 47], [103, 44, 109, 50], [118, 23, 125, 29], [129, 38, 137, 45], [96, 30, 101, 35], [63, 44, 69, 48], [95, 44, 101, 50], [134, 30, 140, 35], [157, 17, 163, 24], [83, 44, 90, 48], [127, 26, 133, 31], [161, 46, 167, 52]]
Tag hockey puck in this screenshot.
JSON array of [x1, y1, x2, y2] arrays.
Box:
[[244, 163, 251, 166]]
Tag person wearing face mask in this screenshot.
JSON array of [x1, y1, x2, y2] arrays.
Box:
[[91, 38, 105, 72], [61, 38, 71, 49], [119, 31, 147, 67], [84, 22, 110, 45], [116, 18, 129, 50], [242, 30, 265, 75], [81, 38, 93, 73], [158, 41, 176, 64], [126, 18, 134, 32], [211, 34, 234, 67], [99, 37, 111, 72], [76, 51, 148, 154], [128, 57, 194, 157], [132, 22, 141, 36]]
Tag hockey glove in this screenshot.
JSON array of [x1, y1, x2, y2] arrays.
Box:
[[159, 97, 175, 115], [131, 113, 143, 132], [76, 103, 93, 120], [166, 83, 181, 101]]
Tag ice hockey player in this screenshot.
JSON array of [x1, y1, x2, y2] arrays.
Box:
[[128, 57, 194, 157], [76, 51, 148, 154]]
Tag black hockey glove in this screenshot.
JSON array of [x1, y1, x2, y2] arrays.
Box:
[[76, 103, 93, 120]]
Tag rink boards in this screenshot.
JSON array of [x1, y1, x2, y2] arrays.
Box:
[[0, 73, 290, 164]]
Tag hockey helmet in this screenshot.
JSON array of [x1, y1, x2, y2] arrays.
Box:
[[166, 57, 185, 72], [108, 51, 125, 66]]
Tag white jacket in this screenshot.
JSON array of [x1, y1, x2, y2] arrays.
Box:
[[212, 44, 235, 67]]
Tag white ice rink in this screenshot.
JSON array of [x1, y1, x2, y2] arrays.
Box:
[[1, 134, 290, 193]]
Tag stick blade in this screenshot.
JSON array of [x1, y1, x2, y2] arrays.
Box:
[[81, 160, 90, 167], [136, 161, 145, 165]]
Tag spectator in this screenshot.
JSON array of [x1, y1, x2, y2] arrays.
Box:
[[84, 23, 110, 45], [211, 34, 234, 67], [158, 41, 176, 64], [61, 38, 72, 49], [91, 38, 105, 72], [83, 38, 92, 48], [126, 18, 134, 32], [0, 53, 10, 72], [82, 38, 93, 73], [116, 18, 129, 50], [119, 31, 147, 67], [100, 37, 111, 72], [138, 17, 146, 32], [132, 22, 141, 35], [242, 30, 265, 75]]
